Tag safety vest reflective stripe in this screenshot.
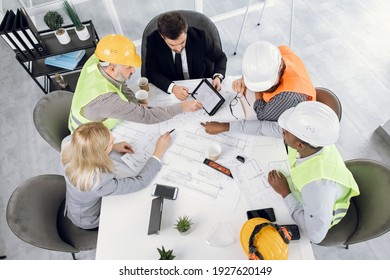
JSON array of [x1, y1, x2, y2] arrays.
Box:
[[69, 110, 83, 126], [262, 46, 316, 102], [288, 145, 360, 227], [331, 208, 348, 226], [68, 110, 84, 133]]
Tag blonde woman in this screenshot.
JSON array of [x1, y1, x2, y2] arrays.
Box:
[[60, 122, 171, 230]]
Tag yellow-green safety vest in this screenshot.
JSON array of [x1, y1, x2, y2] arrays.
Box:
[[287, 145, 360, 227], [68, 55, 128, 133]]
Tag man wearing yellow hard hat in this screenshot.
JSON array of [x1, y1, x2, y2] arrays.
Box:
[[68, 34, 202, 133]]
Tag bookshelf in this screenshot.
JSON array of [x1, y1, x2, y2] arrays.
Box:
[[16, 20, 99, 94]]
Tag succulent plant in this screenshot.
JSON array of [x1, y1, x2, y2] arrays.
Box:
[[174, 215, 193, 233], [157, 246, 176, 260], [43, 11, 64, 31]]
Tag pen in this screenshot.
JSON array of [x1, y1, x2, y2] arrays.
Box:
[[169, 129, 175, 134], [184, 89, 197, 97]]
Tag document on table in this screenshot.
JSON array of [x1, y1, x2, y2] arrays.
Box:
[[233, 137, 291, 208], [111, 121, 160, 177], [156, 128, 255, 212]]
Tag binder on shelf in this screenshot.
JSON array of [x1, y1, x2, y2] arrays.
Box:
[[4, 10, 34, 61], [0, 10, 27, 61], [20, 8, 47, 56], [15, 9, 40, 59]]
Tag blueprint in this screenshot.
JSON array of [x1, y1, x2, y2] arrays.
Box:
[[233, 137, 291, 209], [110, 79, 289, 213], [112, 121, 159, 176], [156, 127, 254, 212]]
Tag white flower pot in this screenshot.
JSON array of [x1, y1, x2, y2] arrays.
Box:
[[55, 28, 71, 45], [75, 25, 90, 41]]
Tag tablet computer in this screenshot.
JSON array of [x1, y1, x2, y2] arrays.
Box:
[[192, 78, 225, 116]]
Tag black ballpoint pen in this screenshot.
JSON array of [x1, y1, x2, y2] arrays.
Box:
[[169, 129, 175, 134]]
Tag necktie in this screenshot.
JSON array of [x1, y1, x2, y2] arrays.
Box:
[[174, 52, 184, 80]]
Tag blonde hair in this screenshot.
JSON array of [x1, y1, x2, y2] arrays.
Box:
[[61, 122, 114, 192]]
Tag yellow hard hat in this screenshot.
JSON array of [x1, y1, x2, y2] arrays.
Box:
[[95, 34, 141, 67], [240, 218, 291, 260]]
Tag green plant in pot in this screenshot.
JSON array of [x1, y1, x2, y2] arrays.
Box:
[[62, 0, 90, 41], [43, 11, 70, 45], [157, 246, 176, 260], [174, 215, 193, 234]]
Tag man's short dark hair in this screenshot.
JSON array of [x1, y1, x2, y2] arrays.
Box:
[[157, 11, 187, 40]]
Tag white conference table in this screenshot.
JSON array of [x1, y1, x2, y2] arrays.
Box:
[[95, 77, 315, 260]]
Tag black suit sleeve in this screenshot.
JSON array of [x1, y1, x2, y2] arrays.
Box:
[[145, 32, 174, 92], [203, 30, 227, 77]]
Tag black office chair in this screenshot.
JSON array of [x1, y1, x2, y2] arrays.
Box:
[[6, 174, 97, 260], [33, 90, 73, 152], [141, 10, 223, 77], [317, 159, 390, 248], [315, 87, 342, 121]]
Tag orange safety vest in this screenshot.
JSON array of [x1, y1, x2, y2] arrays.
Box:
[[262, 46, 316, 102]]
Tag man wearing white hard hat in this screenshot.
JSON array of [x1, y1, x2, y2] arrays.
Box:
[[239, 40, 316, 120], [268, 101, 359, 244], [201, 40, 316, 135]]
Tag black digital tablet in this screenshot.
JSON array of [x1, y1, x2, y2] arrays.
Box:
[[192, 78, 225, 116]]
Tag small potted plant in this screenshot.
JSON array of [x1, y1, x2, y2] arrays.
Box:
[[157, 246, 176, 260], [43, 11, 70, 45], [174, 215, 193, 235], [62, 0, 90, 41]]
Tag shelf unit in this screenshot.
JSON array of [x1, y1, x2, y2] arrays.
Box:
[[16, 20, 99, 94]]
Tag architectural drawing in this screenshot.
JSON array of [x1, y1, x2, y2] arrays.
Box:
[[112, 121, 159, 175], [234, 159, 283, 209]]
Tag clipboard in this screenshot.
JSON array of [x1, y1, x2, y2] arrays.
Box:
[[192, 78, 225, 116]]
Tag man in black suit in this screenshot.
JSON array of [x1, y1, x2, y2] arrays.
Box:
[[145, 11, 227, 101]]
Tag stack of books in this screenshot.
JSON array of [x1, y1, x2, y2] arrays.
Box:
[[44, 49, 86, 70]]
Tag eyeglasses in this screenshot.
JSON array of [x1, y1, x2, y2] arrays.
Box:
[[229, 92, 250, 119]]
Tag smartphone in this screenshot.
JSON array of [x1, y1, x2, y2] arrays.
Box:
[[246, 207, 276, 222], [152, 184, 178, 200], [147, 196, 164, 235], [280, 224, 301, 240]]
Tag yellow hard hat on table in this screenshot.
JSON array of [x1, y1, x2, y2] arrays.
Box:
[[95, 34, 141, 67], [240, 218, 291, 260]]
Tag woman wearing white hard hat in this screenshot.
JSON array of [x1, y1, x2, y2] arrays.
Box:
[[268, 101, 359, 244], [201, 40, 316, 135]]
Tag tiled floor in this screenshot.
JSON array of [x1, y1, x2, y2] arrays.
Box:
[[0, 0, 389, 260]]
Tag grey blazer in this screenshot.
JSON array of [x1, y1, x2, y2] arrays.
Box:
[[61, 136, 161, 229]]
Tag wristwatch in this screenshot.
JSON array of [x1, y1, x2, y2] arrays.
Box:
[[213, 74, 224, 82]]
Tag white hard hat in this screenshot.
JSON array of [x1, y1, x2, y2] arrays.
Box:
[[278, 101, 340, 147], [242, 41, 281, 92]]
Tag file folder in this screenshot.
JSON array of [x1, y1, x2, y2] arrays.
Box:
[[0, 10, 28, 61], [20, 8, 48, 56], [44, 50, 86, 70], [4, 10, 34, 61], [15, 9, 40, 59]]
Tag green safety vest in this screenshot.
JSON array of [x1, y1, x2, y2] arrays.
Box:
[[68, 55, 128, 133], [287, 145, 360, 227]]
